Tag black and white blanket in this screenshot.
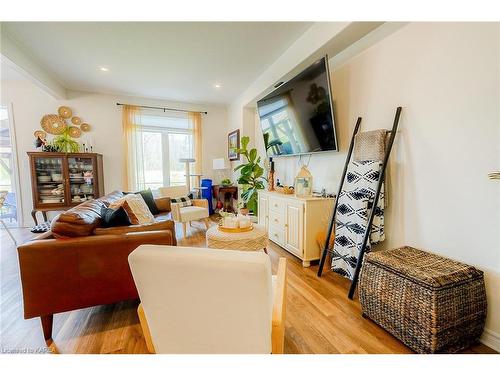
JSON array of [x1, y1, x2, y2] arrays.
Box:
[[331, 160, 385, 279]]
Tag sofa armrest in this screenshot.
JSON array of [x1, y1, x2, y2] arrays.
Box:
[[17, 231, 175, 319], [192, 199, 209, 209], [272, 258, 287, 354]]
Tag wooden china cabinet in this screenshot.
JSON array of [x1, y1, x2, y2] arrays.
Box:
[[28, 152, 104, 225]]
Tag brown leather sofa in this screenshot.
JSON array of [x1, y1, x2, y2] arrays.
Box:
[[17, 190, 176, 341]]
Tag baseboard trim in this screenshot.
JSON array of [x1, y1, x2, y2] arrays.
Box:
[[480, 328, 500, 352]]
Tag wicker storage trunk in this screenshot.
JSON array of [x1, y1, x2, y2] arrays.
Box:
[[359, 246, 487, 353]]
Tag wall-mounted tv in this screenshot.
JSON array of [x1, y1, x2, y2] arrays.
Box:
[[257, 56, 338, 157]]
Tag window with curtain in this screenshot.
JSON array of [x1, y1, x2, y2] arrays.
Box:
[[123, 107, 197, 191]]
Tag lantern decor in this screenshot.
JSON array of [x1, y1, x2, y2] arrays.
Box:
[[294, 165, 313, 197]]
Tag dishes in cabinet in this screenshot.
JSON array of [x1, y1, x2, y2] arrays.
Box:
[[51, 173, 63, 182], [80, 184, 93, 194], [41, 197, 63, 204], [37, 175, 52, 183]]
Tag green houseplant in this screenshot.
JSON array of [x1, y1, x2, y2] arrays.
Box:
[[51, 130, 80, 153], [233, 136, 266, 214]]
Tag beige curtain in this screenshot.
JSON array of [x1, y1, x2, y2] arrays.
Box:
[[122, 105, 144, 191], [188, 112, 202, 177]]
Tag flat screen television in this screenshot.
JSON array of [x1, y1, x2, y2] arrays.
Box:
[[257, 56, 338, 156]]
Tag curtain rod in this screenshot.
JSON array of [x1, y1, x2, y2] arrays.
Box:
[[116, 102, 208, 115]]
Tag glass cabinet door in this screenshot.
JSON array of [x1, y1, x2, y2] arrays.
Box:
[[67, 156, 95, 205], [34, 156, 66, 205]]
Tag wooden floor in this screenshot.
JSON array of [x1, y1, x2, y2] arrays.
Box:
[[0, 221, 496, 354]]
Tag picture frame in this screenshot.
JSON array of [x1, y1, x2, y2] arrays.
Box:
[[228, 129, 240, 161]]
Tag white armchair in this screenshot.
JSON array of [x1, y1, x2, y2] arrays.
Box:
[[128, 245, 287, 354], [158, 186, 210, 237]]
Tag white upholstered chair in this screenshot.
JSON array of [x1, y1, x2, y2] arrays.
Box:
[[128, 245, 287, 354], [158, 186, 210, 237]]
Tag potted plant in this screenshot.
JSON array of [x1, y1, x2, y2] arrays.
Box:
[[51, 130, 80, 153], [233, 136, 266, 215], [238, 202, 249, 216], [221, 178, 232, 187]]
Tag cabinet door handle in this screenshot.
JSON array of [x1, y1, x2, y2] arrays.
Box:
[[274, 218, 278, 222], [274, 204, 278, 207]]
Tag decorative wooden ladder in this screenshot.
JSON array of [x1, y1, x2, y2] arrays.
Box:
[[317, 107, 402, 299]]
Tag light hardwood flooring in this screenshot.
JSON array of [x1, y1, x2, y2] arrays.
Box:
[[0, 220, 496, 354]]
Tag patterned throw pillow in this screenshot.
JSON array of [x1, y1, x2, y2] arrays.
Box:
[[109, 194, 155, 225], [170, 196, 192, 208]]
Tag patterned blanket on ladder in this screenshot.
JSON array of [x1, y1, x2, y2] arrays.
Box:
[[331, 160, 385, 279]]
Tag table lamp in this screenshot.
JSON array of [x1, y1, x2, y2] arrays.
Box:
[[212, 158, 229, 183]]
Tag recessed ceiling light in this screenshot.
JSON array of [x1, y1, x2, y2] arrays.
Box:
[[214, 83, 221, 89], [99, 67, 109, 72]]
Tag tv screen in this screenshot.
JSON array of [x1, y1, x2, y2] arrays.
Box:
[[257, 57, 338, 156]]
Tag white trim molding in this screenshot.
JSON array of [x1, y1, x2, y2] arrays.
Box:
[[1, 32, 66, 100], [480, 328, 500, 352]]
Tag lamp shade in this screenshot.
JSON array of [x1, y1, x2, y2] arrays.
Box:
[[212, 158, 228, 170]]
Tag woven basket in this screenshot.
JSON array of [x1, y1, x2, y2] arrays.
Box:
[[359, 246, 487, 353]]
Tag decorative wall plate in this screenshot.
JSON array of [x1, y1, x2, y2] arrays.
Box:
[[71, 116, 82, 125], [40, 114, 67, 135], [80, 123, 91, 132], [34, 130, 47, 139], [58, 106, 72, 118], [68, 126, 82, 138]]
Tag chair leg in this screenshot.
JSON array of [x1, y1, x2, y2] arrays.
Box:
[[182, 222, 187, 237]]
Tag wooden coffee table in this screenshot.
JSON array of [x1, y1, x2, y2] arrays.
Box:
[[206, 224, 268, 253]]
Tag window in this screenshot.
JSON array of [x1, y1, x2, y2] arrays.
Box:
[[135, 111, 194, 190]]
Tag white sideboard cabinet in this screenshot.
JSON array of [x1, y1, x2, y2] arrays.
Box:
[[258, 191, 334, 267]]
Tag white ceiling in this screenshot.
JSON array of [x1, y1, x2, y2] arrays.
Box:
[[2, 22, 313, 104]]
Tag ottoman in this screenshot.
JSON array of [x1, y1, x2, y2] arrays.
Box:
[[206, 224, 268, 252], [359, 246, 487, 353]]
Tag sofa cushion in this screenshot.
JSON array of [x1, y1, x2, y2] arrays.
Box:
[[50, 190, 125, 238], [179, 205, 208, 222], [154, 211, 172, 222], [93, 219, 174, 236]]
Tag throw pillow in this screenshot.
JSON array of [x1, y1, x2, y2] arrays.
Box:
[[100, 206, 131, 228], [122, 188, 160, 215], [170, 196, 192, 208], [110, 194, 156, 225]]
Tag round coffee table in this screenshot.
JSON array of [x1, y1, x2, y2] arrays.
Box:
[[206, 224, 268, 253]]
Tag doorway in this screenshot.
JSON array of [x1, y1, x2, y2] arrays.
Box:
[[0, 104, 22, 228]]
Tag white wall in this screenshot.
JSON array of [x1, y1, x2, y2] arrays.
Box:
[[241, 23, 500, 346], [330, 22, 500, 341], [0, 80, 228, 226]]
